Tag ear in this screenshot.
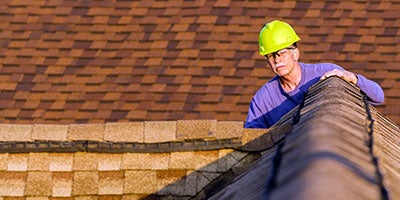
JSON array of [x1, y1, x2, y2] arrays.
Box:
[[293, 48, 300, 61]]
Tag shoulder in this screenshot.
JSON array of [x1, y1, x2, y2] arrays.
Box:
[[300, 62, 344, 75], [257, 76, 279, 94], [252, 76, 280, 101], [301, 62, 343, 71]]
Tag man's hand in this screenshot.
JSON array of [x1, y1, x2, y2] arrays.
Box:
[[320, 69, 358, 85]]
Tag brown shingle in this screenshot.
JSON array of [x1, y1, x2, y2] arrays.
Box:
[[28, 153, 50, 171], [52, 171, 74, 197], [124, 170, 158, 194], [0, 0, 398, 125], [0, 171, 27, 196], [25, 172, 52, 196], [98, 171, 124, 195], [104, 122, 144, 142], [72, 171, 99, 195], [176, 120, 217, 140]]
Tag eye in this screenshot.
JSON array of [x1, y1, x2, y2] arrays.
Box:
[[277, 49, 288, 56]]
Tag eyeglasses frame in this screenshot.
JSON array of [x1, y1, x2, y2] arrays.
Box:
[[265, 46, 297, 61]]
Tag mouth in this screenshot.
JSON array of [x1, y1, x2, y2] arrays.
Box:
[[275, 64, 286, 70]]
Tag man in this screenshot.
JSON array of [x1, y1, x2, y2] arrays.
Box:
[[244, 20, 384, 128]]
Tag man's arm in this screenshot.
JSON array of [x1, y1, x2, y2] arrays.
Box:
[[320, 69, 384, 105], [355, 73, 384, 105]]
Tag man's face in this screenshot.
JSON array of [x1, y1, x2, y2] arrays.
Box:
[[266, 47, 299, 76]]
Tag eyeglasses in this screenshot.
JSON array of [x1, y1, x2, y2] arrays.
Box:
[[265, 47, 296, 61]]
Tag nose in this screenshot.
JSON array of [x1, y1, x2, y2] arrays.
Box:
[[273, 54, 284, 63]]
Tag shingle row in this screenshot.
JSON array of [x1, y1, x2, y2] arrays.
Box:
[[0, 0, 399, 124]]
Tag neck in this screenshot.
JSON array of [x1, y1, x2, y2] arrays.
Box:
[[279, 62, 302, 92]]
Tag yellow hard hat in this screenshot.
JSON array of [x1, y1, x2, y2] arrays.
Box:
[[258, 20, 300, 56]]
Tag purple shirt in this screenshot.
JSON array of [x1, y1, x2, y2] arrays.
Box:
[[244, 62, 384, 128]]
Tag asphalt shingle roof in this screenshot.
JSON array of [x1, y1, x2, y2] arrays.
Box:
[[0, 0, 399, 124], [210, 77, 400, 200], [0, 77, 397, 199]]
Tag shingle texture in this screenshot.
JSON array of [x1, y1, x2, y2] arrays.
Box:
[[0, 149, 262, 198], [0, 77, 397, 199], [0, 0, 399, 125], [210, 77, 400, 200]]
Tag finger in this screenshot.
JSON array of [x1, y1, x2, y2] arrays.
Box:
[[321, 72, 334, 79]]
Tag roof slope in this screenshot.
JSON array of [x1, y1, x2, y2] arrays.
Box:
[[210, 77, 400, 200], [0, 0, 399, 124], [211, 78, 400, 199], [0, 77, 397, 199]]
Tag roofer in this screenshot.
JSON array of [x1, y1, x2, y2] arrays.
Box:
[[244, 20, 384, 128]]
